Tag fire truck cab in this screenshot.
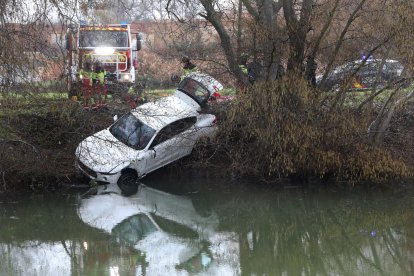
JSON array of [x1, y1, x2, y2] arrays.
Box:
[[66, 22, 142, 98]]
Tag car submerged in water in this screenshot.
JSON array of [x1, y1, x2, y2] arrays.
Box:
[[76, 73, 223, 193]]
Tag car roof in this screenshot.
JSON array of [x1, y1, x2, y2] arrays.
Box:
[[131, 94, 199, 130], [353, 58, 401, 65]]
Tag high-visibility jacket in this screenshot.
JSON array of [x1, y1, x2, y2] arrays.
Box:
[[79, 69, 93, 86], [93, 70, 106, 84], [181, 63, 198, 80], [239, 64, 248, 75]]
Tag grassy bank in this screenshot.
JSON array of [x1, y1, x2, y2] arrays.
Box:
[[0, 94, 118, 193]]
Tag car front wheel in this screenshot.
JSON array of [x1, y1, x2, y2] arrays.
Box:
[[117, 171, 138, 196]]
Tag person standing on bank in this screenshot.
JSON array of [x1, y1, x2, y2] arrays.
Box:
[[79, 60, 94, 108], [181, 56, 198, 80], [92, 61, 106, 106], [305, 56, 317, 86]]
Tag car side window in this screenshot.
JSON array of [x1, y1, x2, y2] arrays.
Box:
[[151, 126, 172, 147], [172, 117, 196, 134], [150, 117, 197, 148]]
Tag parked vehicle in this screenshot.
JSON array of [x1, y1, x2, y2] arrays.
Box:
[[66, 21, 142, 103], [75, 73, 222, 192], [318, 59, 404, 91]]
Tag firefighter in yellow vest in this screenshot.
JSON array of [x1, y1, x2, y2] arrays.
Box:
[[92, 61, 106, 105], [79, 60, 93, 85], [181, 56, 198, 80], [237, 54, 249, 93], [79, 60, 94, 108]]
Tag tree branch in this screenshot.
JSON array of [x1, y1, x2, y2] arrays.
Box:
[[320, 0, 367, 86], [241, 0, 259, 21], [198, 0, 249, 85]]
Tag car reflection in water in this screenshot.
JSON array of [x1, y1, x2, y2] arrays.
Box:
[[78, 184, 240, 275]]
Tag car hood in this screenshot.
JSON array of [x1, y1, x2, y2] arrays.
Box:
[[78, 193, 150, 232], [76, 129, 136, 173]]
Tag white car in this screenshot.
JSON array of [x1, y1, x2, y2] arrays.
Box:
[[75, 73, 222, 192]]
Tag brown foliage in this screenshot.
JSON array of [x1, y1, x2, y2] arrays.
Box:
[[216, 75, 410, 184], [0, 97, 114, 192]]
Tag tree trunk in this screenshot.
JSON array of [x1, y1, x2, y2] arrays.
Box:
[[199, 0, 249, 85], [259, 0, 280, 80], [320, 0, 367, 87], [305, 0, 340, 79], [282, 0, 313, 73]]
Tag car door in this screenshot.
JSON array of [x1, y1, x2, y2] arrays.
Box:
[[144, 117, 197, 173], [174, 116, 198, 156]]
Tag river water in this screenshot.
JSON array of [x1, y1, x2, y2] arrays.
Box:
[[1, 175, 413, 276]]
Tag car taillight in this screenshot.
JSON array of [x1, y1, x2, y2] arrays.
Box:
[[212, 117, 217, 125]]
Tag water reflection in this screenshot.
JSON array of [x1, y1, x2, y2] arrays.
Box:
[[0, 195, 110, 275], [213, 187, 414, 276], [78, 184, 240, 275], [0, 183, 241, 276], [1, 180, 414, 276]]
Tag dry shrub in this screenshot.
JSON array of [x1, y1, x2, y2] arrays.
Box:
[[218, 75, 410, 184], [0, 140, 59, 192], [0, 96, 115, 192]]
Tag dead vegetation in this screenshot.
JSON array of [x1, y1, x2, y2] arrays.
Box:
[[1, 78, 414, 193], [0, 95, 118, 193], [194, 75, 413, 184]]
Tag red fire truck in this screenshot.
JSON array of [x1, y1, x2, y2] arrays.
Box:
[[66, 22, 142, 103]]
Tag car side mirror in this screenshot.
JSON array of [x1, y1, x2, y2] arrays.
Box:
[[151, 148, 157, 158]]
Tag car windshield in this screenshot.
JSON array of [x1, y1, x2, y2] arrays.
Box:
[[79, 30, 128, 47], [109, 113, 156, 150], [111, 214, 158, 245], [384, 61, 404, 73]]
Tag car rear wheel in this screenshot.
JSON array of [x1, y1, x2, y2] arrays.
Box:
[[117, 171, 138, 196]]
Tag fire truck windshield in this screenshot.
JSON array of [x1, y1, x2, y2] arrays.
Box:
[[79, 30, 128, 48]]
